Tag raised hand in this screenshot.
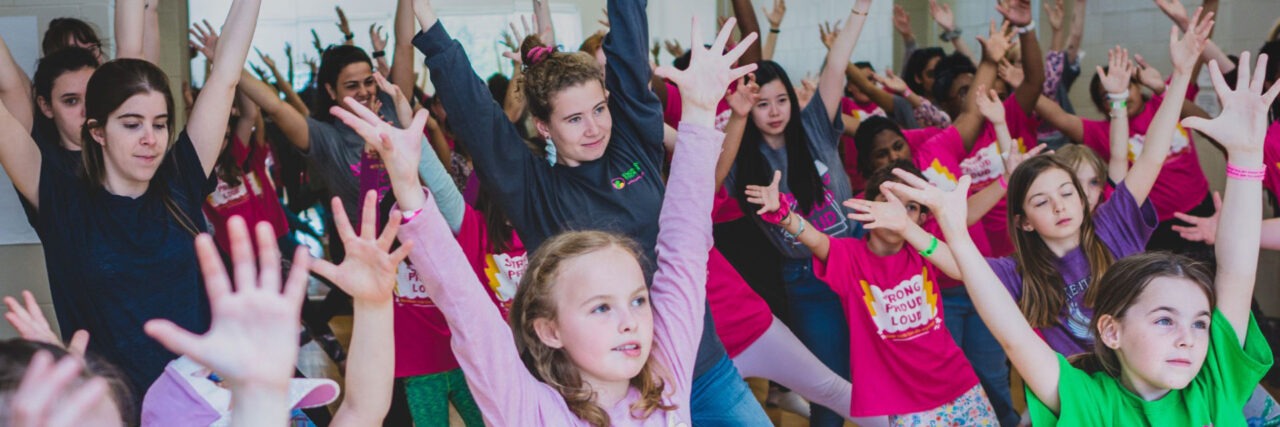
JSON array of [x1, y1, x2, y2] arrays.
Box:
[[145, 218, 311, 392], [664, 39, 685, 58], [977, 20, 1016, 63], [1044, 0, 1065, 32], [188, 20, 219, 60], [1133, 54, 1166, 92], [998, 59, 1025, 88], [335, 6, 353, 39], [651, 41, 662, 64], [1181, 52, 1280, 156], [883, 169, 973, 231], [893, 5, 913, 37], [283, 43, 293, 62], [996, 0, 1034, 28], [8, 351, 117, 427], [4, 291, 89, 358], [1004, 143, 1049, 177], [1096, 46, 1135, 95], [331, 97, 430, 181], [1154, 0, 1191, 30], [373, 72, 412, 125], [819, 20, 841, 50], [598, 8, 610, 29], [1169, 7, 1214, 75], [1171, 191, 1222, 244], [370, 23, 389, 53], [311, 192, 412, 304], [764, 0, 787, 29], [797, 75, 819, 107], [844, 190, 914, 233], [255, 47, 277, 70], [727, 74, 761, 117], [975, 86, 1007, 124], [929, 0, 956, 32], [872, 69, 910, 94], [311, 29, 324, 55], [745, 171, 784, 216], [655, 16, 759, 121]]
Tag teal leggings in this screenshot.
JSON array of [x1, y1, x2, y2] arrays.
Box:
[[403, 368, 485, 426]]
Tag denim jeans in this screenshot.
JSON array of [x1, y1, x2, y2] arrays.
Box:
[[780, 258, 851, 427], [942, 287, 1020, 427], [690, 355, 772, 426]]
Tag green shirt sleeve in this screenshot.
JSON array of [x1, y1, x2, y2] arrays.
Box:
[[1198, 309, 1274, 408], [1027, 353, 1110, 427]]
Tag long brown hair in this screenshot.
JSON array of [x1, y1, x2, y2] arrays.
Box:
[[508, 231, 673, 426], [1006, 156, 1114, 328], [80, 59, 176, 190], [1069, 253, 1215, 376]]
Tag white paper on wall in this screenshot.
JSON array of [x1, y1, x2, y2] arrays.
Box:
[[0, 16, 40, 246]]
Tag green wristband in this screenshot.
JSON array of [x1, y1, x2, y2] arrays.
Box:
[[919, 236, 939, 257]]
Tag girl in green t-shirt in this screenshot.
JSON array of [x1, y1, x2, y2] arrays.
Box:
[[886, 14, 1276, 426]]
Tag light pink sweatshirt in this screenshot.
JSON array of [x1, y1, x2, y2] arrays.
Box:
[[397, 123, 724, 426]]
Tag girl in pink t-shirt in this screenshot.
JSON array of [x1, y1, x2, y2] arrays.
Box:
[[1034, 35, 1222, 261], [746, 163, 993, 423], [203, 95, 289, 255]]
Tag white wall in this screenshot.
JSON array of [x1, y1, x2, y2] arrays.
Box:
[[713, 0, 893, 79]]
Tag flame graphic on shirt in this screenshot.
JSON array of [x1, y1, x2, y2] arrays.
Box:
[[923, 159, 958, 192]]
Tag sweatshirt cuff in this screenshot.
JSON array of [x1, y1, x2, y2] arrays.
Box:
[[412, 22, 453, 58]]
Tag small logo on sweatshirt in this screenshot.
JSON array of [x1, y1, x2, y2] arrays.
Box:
[[611, 162, 645, 190]]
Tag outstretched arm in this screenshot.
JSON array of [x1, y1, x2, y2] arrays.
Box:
[[0, 34, 33, 131], [730, 0, 763, 65], [258, 49, 311, 117], [1033, 95, 1084, 142], [747, 171, 833, 260], [238, 69, 311, 151], [189, 0, 264, 175], [0, 96, 41, 209], [1096, 46, 1135, 182], [391, 0, 417, 99], [1127, 11, 1212, 206], [818, 0, 872, 123], [895, 171, 1063, 411], [1065, 0, 1087, 63], [999, 0, 1046, 116], [957, 20, 1014, 150], [1181, 52, 1279, 342], [115, 0, 146, 60], [312, 192, 409, 427], [143, 0, 162, 63], [532, 0, 556, 47], [761, 0, 786, 61]]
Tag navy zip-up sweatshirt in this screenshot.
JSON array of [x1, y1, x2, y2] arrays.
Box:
[[414, 0, 728, 379]]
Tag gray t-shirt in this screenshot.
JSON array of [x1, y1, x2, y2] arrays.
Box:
[[301, 92, 401, 221], [733, 92, 865, 259]]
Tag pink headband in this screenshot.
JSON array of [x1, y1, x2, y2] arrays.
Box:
[[528, 46, 555, 66]]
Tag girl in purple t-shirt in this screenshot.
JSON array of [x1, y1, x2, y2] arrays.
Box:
[[978, 20, 1202, 357]]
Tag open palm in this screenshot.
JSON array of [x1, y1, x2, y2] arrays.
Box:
[[311, 191, 412, 303], [655, 17, 759, 114], [1181, 52, 1280, 154], [145, 219, 310, 388]]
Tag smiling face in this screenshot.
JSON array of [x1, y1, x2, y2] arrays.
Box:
[[1099, 276, 1212, 398], [532, 245, 654, 389], [88, 91, 171, 194], [751, 80, 793, 137], [535, 80, 613, 166], [1018, 167, 1086, 245], [325, 62, 378, 114], [39, 67, 94, 149]]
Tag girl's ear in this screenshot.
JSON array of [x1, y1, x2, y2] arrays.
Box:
[[87, 119, 107, 146], [324, 83, 338, 103], [535, 119, 552, 139], [1017, 214, 1036, 232], [1097, 314, 1122, 350], [533, 318, 564, 349]]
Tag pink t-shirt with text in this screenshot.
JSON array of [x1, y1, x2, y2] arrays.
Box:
[[958, 96, 1039, 256], [1262, 121, 1280, 197], [1081, 92, 1208, 221], [203, 137, 289, 254], [813, 237, 979, 416]]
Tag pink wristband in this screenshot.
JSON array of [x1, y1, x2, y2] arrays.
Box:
[[760, 193, 797, 225], [1226, 163, 1265, 181]]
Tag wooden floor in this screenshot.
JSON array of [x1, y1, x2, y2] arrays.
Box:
[[301, 314, 1279, 427]]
